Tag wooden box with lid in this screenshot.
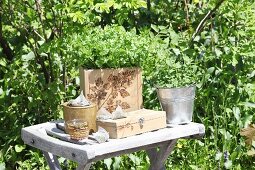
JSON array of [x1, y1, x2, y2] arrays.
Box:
[[96, 109, 166, 139]]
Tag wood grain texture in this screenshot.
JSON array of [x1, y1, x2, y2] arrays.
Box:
[[96, 109, 166, 138], [21, 121, 205, 167], [21, 122, 95, 163], [42, 151, 62, 170], [76, 163, 92, 170], [146, 139, 177, 170], [79, 67, 143, 112]]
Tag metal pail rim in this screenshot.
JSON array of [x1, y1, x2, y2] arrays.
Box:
[[155, 84, 196, 90]]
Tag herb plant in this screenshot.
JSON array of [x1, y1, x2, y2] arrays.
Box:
[[153, 56, 203, 88]]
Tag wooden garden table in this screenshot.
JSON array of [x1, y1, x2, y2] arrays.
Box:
[[21, 121, 205, 170]]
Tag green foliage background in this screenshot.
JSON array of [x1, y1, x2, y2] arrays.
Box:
[[0, 0, 254, 169]]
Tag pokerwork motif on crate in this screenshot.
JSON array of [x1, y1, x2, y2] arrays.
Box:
[[87, 70, 136, 113]]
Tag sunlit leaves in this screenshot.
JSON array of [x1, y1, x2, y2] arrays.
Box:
[[67, 25, 167, 69], [14, 145, 26, 153], [21, 52, 35, 61], [104, 158, 112, 169], [95, 0, 146, 13], [68, 11, 86, 23], [0, 163, 5, 170], [95, 0, 115, 13], [0, 58, 7, 67], [224, 160, 232, 169]]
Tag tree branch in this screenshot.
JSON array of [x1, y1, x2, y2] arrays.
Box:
[[147, 0, 151, 25], [191, 0, 225, 42], [35, 0, 48, 41], [19, 25, 51, 84], [0, 0, 14, 62], [0, 35, 14, 62], [184, 0, 190, 28]]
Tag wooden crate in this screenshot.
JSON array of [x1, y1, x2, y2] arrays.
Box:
[[96, 109, 166, 139], [79, 67, 143, 113]]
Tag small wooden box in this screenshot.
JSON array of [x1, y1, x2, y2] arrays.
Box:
[[79, 67, 143, 113], [96, 109, 166, 139]]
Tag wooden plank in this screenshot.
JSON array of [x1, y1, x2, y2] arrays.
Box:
[[76, 163, 92, 170], [87, 122, 204, 159], [147, 139, 177, 170], [42, 151, 62, 170], [21, 122, 95, 163], [37, 125, 62, 170], [91, 140, 173, 162]]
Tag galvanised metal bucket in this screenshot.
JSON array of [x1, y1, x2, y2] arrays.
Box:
[[156, 85, 196, 124]]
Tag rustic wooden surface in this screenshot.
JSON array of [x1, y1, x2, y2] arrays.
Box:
[[96, 109, 166, 139], [79, 67, 143, 113], [21, 121, 205, 170]]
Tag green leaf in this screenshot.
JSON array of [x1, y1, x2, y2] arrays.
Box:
[[197, 140, 204, 146], [0, 58, 6, 67], [215, 48, 222, 57], [193, 36, 200, 42], [212, 31, 218, 43], [224, 160, 232, 169], [219, 129, 232, 140], [151, 24, 159, 33], [104, 158, 112, 169], [0, 163, 5, 170], [0, 88, 3, 96], [163, 37, 169, 47], [223, 46, 230, 54], [241, 102, 255, 108], [40, 53, 48, 57], [112, 156, 122, 170], [137, 0, 147, 8], [215, 152, 222, 160], [232, 56, 238, 66], [189, 165, 201, 170], [14, 144, 26, 153], [21, 52, 35, 61], [55, 4, 64, 10], [172, 48, 180, 56], [129, 154, 136, 163], [128, 154, 141, 165], [243, 115, 253, 127], [170, 30, 179, 45], [207, 67, 215, 74], [28, 97, 33, 102], [228, 36, 235, 43], [58, 157, 66, 164], [233, 107, 240, 121]]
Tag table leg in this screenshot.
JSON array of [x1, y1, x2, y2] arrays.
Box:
[[76, 163, 92, 170], [146, 139, 177, 170], [42, 151, 62, 170]]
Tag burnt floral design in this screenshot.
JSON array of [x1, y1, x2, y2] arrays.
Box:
[[87, 69, 136, 113]]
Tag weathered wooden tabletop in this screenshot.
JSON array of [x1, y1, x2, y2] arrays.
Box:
[[21, 121, 205, 170]]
